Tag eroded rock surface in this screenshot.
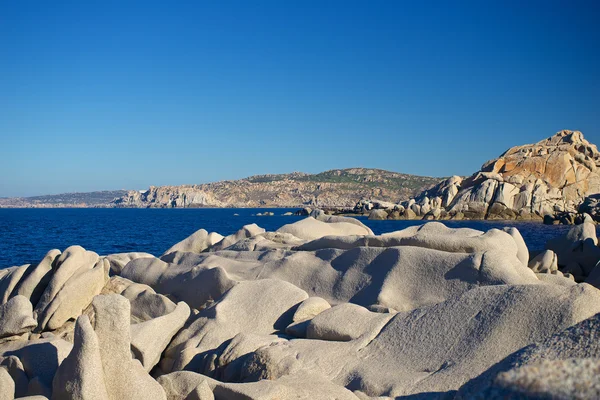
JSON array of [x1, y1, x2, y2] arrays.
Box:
[[371, 130, 600, 222], [1, 214, 600, 399]]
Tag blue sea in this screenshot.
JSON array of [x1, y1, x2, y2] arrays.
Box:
[[0, 208, 580, 269]]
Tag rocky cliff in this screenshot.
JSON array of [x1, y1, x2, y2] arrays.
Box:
[[370, 130, 600, 221], [112, 168, 441, 208]]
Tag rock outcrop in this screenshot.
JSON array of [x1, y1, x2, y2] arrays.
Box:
[[369, 130, 600, 221], [456, 310, 600, 399], [0, 296, 37, 340], [1, 214, 600, 398], [543, 218, 600, 287]]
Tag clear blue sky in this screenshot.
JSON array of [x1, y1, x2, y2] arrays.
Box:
[[1, 1, 598, 197]]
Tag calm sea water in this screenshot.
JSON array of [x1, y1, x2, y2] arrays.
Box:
[[0, 208, 581, 269]]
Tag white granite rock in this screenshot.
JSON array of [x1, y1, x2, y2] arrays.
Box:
[[306, 303, 393, 341], [130, 301, 190, 371], [37, 258, 108, 331], [546, 221, 600, 277], [104, 252, 154, 275], [92, 294, 166, 399], [162, 279, 307, 375], [13, 250, 60, 307], [277, 216, 372, 240], [161, 229, 224, 257], [0, 366, 15, 400], [0, 355, 28, 397], [34, 246, 100, 329], [52, 315, 110, 400], [0, 296, 37, 339]]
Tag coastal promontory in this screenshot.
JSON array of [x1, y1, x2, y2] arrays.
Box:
[[368, 130, 600, 222], [111, 169, 440, 209]]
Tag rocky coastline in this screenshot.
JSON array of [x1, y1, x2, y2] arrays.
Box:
[[1, 210, 600, 398], [110, 169, 440, 209], [4, 130, 600, 226], [356, 130, 600, 224]]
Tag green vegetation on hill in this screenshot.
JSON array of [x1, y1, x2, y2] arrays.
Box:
[[296, 169, 442, 191], [246, 168, 442, 191], [2, 168, 442, 208]]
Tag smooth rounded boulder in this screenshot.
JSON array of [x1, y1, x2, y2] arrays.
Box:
[[162, 279, 308, 375], [0, 296, 37, 339]]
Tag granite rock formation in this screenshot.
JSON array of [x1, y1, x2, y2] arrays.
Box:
[[0, 214, 600, 398], [367, 130, 600, 221]]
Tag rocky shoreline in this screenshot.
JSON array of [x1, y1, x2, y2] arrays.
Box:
[[350, 130, 600, 224], [1, 210, 600, 398], [4, 131, 600, 227], [110, 169, 440, 210]]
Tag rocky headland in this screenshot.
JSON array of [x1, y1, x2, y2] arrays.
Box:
[[364, 130, 600, 223], [1, 212, 600, 398], [111, 169, 440, 209], [6, 130, 600, 225]]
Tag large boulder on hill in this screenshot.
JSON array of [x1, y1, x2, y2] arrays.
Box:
[[405, 130, 600, 220], [122, 283, 178, 323], [120, 253, 237, 311], [159, 264, 236, 311]]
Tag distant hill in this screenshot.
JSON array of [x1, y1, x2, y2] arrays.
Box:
[[0, 190, 129, 208], [112, 168, 442, 208]]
